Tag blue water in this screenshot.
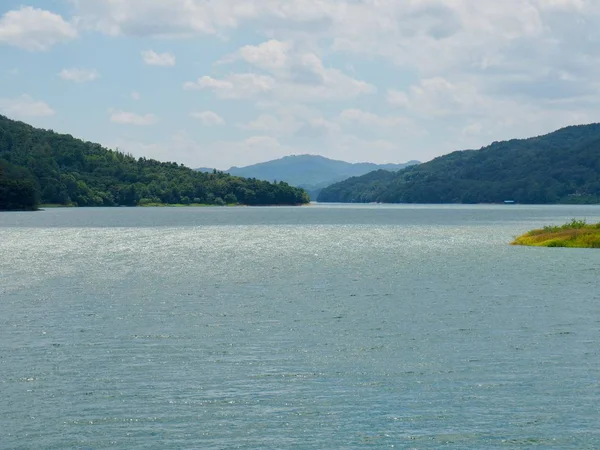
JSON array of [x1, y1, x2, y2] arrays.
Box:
[[1, 205, 599, 449]]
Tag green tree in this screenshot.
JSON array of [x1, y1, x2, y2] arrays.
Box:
[[0, 161, 39, 210], [224, 193, 238, 204], [0, 114, 310, 208]]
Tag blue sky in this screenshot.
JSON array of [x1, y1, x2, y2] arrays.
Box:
[[1, 0, 599, 169]]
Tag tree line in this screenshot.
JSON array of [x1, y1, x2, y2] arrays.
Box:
[[318, 123, 600, 204], [0, 115, 309, 210]]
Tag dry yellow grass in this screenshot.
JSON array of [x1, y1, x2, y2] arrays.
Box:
[[512, 220, 600, 248]]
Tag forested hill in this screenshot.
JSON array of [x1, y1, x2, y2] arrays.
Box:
[[318, 124, 600, 204], [0, 115, 309, 210]]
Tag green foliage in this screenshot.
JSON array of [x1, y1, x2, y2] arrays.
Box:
[[0, 159, 39, 210], [224, 193, 238, 204], [318, 123, 600, 204], [0, 115, 309, 210], [542, 219, 588, 233], [512, 220, 600, 248]]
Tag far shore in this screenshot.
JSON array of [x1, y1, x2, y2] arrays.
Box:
[[33, 202, 310, 210]]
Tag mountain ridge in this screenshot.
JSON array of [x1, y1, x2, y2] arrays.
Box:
[[318, 123, 600, 204], [197, 154, 420, 199]]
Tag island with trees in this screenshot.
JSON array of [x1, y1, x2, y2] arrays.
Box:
[[512, 219, 600, 248], [0, 115, 309, 211], [318, 123, 600, 204]]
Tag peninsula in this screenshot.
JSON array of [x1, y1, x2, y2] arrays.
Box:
[[0, 115, 309, 211], [512, 219, 600, 248]]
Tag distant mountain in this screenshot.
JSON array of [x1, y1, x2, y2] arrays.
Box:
[[195, 167, 216, 173], [318, 124, 600, 204], [198, 155, 420, 199]]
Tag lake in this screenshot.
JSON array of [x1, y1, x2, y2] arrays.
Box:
[[1, 204, 599, 449]]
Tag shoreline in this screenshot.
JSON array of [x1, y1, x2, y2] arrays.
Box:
[[29, 202, 307, 210], [512, 219, 600, 248]]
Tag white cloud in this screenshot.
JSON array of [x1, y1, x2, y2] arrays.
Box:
[[387, 90, 410, 108], [235, 40, 291, 72], [69, 0, 600, 86], [389, 77, 485, 118], [184, 74, 276, 99], [109, 110, 157, 126], [72, 2, 600, 104], [72, 0, 238, 36], [69, 1, 598, 43], [141, 50, 176, 67], [190, 111, 225, 126], [189, 40, 374, 103], [0, 7, 77, 51], [385, 75, 599, 157], [241, 102, 341, 138], [339, 109, 413, 128], [240, 114, 302, 136], [59, 68, 100, 83], [18, 1, 600, 168], [215, 39, 375, 101], [131, 91, 141, 101], [328, 2, 573, 74], [71, 0, 336, 37], [0, 95, 55, 119]]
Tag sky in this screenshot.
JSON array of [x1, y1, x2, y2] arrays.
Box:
[[0, 1, 599, 169]]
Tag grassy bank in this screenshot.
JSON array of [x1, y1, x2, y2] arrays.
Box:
[[512, 219, 600, 248]]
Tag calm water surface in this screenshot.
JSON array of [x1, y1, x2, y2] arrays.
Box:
[[1, 204, 599, 449]]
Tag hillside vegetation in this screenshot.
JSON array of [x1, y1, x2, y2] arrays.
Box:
[[318, 124, 600, 204], [0, 115, 309, 210], [0, 159, 39, 211], [200, 154, 419, 199], [512, 219, 600, 248]]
